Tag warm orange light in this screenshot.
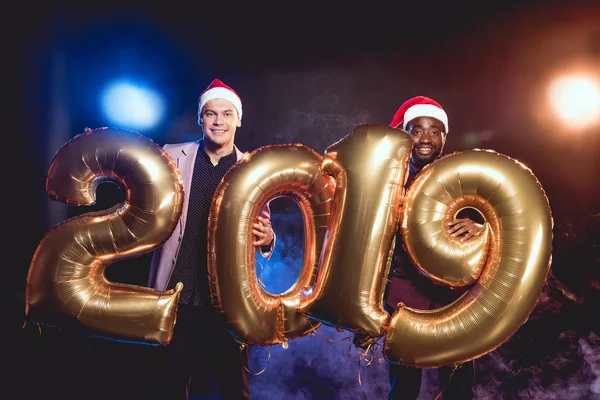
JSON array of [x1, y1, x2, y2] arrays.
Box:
[[548, 75, 600, 129]]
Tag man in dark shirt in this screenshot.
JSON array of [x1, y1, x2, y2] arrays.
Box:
[[355, 96, 482, 400], [385, 96, 481, 400], [147, 78, 275, 400]]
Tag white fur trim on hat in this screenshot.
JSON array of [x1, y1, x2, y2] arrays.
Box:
[[403, 104, 448, 133], [198, 87, 243, 121]]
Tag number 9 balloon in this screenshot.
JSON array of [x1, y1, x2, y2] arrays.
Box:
[[383, 149, 553, 367], [25, 127, 184, 345]]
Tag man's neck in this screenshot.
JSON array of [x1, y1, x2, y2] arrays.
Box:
[[407, 157, 434, 188], [203, 140, 234, 166], [410, 157, 430, 173]]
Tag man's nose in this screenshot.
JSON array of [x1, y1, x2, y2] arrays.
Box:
[[419, 132, 433, 142]]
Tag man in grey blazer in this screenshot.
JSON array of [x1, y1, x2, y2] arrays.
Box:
[[148, 78, 275, 400]]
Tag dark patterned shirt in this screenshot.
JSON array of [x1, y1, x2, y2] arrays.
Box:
[[166, 141, 237, 306], [385, 159, 469, 310]]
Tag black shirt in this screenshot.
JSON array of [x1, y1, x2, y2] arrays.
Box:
[[166, 142, 238, 306]]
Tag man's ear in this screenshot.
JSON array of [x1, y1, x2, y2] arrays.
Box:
[[197, 104, 203, 126], [237, 120, 242, 128], [439, 132, 447, 154]]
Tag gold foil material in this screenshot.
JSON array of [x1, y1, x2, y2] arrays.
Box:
[[208, 144, 335, 344], [383, 149, 553, 367], [26, 124, 553, 366], [299, 124, 413, 337], [25, 127, 184, 345]]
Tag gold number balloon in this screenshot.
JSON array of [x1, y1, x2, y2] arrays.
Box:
[[383, 149, 553, 367], [25, 127, 184, 345], [298, 124, 413, 337], [208, 144, 335, 345]]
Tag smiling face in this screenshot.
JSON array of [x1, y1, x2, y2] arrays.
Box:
[[199, 98, 241, 152], [405, 116, 447, 169]]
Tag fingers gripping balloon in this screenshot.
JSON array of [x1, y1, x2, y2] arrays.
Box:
[[25, 127, 184, 345]]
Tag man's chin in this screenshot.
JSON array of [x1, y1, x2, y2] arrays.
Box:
[[206, 135, 230, 145], [414, 154, 437, 165]]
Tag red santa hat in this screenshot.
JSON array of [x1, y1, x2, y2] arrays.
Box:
[[197, 78, 243, 120], [390, 96, 448, 133]]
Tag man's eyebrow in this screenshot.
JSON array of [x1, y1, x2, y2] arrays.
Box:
[[412, 123, 442, 129], [203, 107, 234, 113]]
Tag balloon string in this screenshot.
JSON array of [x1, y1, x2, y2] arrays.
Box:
[[304, 316, 383, 400], [434, 364, 460, 400], [256, 260, 266, 290], [354, 338, 384, 367], [547, 270, 583, 303], [22, 317, 43, 336], [357, 357, 369, 399], [298, 318, 386, 399], [354, 339, 384, 400], [311, 329, 351, 343], [305, 318, 349, 343], [244, 343, 272, 376]]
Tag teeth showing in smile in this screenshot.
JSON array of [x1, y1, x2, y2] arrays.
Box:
[[416, 147, 433, 155]]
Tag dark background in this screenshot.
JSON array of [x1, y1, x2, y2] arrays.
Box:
[[12, 1, 600, 399]]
